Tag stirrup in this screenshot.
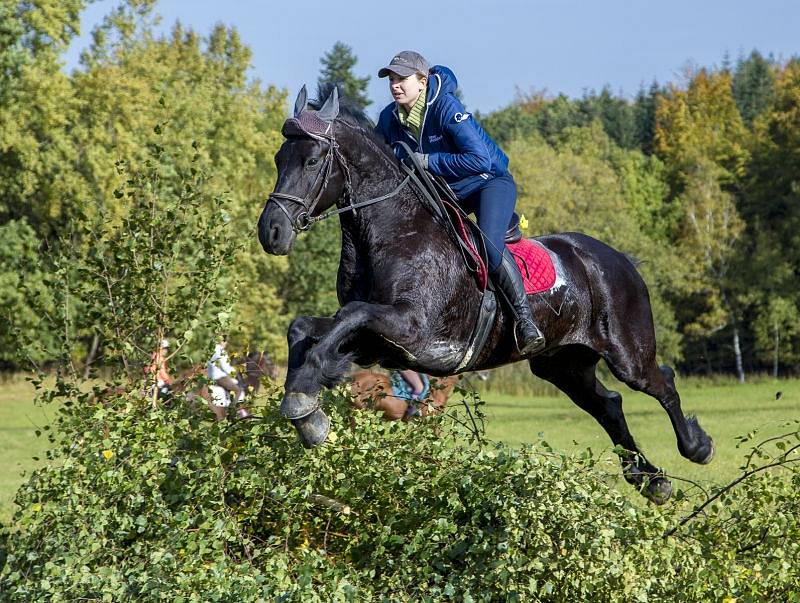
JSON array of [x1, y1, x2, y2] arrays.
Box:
[[515, 322, 546, 355]]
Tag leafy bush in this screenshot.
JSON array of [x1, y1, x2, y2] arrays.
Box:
[[1, 387, 798, 602], [13, 119, 240, 390], [0, 219, 57, 365]]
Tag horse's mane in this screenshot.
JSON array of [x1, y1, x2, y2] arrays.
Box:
[[311, 82, 398, 165]]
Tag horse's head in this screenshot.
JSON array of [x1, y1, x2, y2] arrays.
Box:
[[258, 86, 349, 255]]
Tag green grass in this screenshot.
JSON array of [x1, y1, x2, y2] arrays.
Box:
[[0, 376, 57, 525], [1, 371, 798, 524], [478, 375, 800, 489]]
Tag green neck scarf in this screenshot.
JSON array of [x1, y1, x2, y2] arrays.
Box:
[[397, 85, 428, 140]]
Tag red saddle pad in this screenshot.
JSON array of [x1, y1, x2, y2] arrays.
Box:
[[507, 239, 556, 294]]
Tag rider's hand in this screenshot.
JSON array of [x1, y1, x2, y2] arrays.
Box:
[[413, 152, 429, 170]]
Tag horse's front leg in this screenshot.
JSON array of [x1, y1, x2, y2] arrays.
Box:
[[282, 301, 418, 447], [286, 315, 337, 372], [281, 315, 336, 415]]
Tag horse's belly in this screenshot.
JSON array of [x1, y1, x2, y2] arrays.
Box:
[[408, 339, 466, 375]]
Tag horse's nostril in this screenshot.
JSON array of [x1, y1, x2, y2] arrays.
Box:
[[270, 225, 280, 243]]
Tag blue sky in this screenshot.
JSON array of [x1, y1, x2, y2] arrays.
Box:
[[64, 0, 799, 117]]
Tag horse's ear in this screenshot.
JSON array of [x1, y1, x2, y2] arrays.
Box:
[[293, 85, 308, 117], [316, 86, 339, 122]]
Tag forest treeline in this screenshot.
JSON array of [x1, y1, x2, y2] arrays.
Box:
[[2, 0, 799, 379]]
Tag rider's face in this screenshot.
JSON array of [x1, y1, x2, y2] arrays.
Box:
[[389, 73, 427, 110]]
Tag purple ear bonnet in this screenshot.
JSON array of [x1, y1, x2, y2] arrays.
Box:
[[282, 111, 333, 139], [282, 85, 340, 139]]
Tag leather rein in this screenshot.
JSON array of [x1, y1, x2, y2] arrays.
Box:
[[267, 123, 493, 288]]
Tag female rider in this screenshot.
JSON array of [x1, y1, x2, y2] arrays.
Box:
[[375, 50, 545, 355]]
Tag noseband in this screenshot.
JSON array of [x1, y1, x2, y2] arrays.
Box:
[[267, 122, 410, 233]]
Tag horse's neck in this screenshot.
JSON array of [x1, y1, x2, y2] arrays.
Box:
[[332, 128, 442, 300], [336, 163, 428, 297], [341, 155, 429, 240]]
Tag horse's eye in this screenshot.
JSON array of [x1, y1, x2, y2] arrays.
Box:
[[306, 157, 319, 168]]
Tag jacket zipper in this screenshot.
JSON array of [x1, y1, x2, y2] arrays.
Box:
[[393, 73, 441, 152], [417, 73, 440, 151]]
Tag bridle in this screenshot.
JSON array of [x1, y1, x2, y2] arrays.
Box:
[[267, 120, 411, 233]]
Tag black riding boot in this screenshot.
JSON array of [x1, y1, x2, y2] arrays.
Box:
[[491, 252, 546, 355]]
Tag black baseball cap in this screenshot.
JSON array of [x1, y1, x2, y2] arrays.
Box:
[[378, 50, 430, 78]]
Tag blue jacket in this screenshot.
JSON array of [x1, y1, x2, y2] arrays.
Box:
[[375, 65, 510, 199]]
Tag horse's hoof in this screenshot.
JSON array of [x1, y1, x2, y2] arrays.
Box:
[[686, 437, 716, 465], [644, 476, 672, 505], [699, 439, 715, 465], [684, 416, 715, 465], [281, 392, 319, 419], [292, 409, 330, 448]]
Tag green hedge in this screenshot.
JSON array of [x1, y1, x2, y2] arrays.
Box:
[[1, 387, 798, 602]]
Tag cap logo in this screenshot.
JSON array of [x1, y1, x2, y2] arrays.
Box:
[[392, 56, 408, 64]]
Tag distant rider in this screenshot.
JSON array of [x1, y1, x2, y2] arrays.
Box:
[[145, 338, 172, 399], [207, 339, 245, 406], [391, 369, 430, 418]]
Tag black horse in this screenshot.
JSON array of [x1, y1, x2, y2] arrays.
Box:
[[257, 87, 714, 503]]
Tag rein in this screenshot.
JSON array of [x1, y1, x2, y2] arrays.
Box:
[[307, 174, 411, 226], [268, 121, 493, 291], [267, 125, 411, 233]]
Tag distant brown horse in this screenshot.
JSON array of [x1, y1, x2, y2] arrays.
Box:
[[349, 370, 459, 421], [242, 350, 279, 387]]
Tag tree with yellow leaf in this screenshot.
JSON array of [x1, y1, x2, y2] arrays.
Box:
[[655, 68, 750, 194], [654, 68, 750, 379], [68, 1, 290, 358]]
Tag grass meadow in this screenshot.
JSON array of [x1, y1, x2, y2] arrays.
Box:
[[1, 370, 798, 524], [0, 376, 56, 525], [477, 373, 799, 491]]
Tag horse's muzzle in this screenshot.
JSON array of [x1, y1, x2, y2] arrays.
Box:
[[257, 203, 295, 255]]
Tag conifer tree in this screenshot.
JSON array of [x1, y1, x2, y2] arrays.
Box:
[[732, 50, 775, 124], [633, 81, 664, 155], [318, 41, 371, 111]]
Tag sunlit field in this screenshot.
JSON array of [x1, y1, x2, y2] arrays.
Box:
[[478, 375, 799, 490], [0, 376, 55, 525]]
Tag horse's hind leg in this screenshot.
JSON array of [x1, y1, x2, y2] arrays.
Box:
[[604, 341, 715, 466], [629, 362, 714, 465], [530, 347, 673, 504]]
